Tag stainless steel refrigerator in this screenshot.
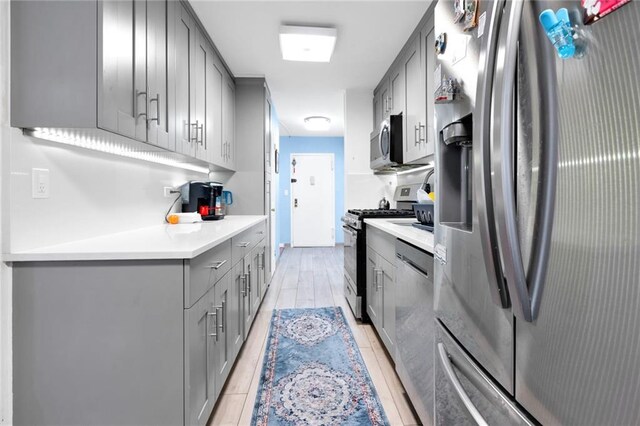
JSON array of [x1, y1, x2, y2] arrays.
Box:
[[433, 0, 640, 424]]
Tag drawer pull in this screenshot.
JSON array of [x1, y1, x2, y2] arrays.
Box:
[[237, 242, 250, 248], [207, 260, 227, 270]]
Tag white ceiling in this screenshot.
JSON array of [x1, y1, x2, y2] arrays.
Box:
[[189, 1, 430, 137]]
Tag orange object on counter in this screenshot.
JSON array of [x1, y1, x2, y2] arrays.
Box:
[[167, 214, 179, 225]]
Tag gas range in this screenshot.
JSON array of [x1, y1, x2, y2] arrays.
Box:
[[343, 209, 415, 230]]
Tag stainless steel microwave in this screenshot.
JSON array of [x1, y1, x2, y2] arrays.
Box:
[[370, 114, 403, 170]]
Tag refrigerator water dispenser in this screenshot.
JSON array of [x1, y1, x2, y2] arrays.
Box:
[[439, 115, 473, 231]]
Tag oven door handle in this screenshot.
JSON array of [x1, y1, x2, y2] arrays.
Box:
[[342, 225, 357, 239]]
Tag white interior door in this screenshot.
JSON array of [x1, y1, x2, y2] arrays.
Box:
[[291, 153, 335, 247]]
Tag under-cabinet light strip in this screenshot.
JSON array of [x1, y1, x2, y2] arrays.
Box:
[[28, 128, 210, 174]]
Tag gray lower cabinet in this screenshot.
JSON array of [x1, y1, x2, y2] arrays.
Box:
[[184, 283, 216, 426], [13, 260, 185, 426], [366, 227, 397, 360], [12, 221, 268, 426], [231, 260, 246, 360]]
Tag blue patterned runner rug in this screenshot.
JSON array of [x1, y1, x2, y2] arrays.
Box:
[[252, 307, 390, 425]]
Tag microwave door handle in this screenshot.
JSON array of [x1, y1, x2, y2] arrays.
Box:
[[476, 0, 510, 309]]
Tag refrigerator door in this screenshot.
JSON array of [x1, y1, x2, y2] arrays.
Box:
[[515, 1, 640, 424], [434, 0, 514, 393], [435, 321, 533, 426]]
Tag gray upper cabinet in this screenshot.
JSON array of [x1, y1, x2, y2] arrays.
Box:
[[11, 0, 235, 169], [98, 0, 147, 142], [11, 0, 176, 146], [175, 3, 196, 158], [370, 4, 436, 165], [222, 72, 236, 169], [389, 64, 404, 117], [208, 59, 224, 166], [403, 34, 426, 164], [145, 0, 174, 150], [421, 17, 436, 159]]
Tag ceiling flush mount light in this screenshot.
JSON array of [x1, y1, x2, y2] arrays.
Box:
[[304, 116, 331, 131], [279, 25, 337, 62]]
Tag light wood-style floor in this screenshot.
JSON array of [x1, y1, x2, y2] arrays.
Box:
[[209, 246, 421, 426]]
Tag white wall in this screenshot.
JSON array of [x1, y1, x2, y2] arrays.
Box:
[[343, 89, 397, 210], [0, 4, 207, 423]]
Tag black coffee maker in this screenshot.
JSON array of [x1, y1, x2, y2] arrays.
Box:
[[179, 181, 224, 221]]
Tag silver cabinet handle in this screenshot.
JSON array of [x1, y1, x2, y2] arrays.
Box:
[[241, 274, 247, 296], [219, 300, 225, 333], [261, 251, 266, 271], [419, 123, 426, 142], [387, 96, 393, 111], [198, 122, 204, 145], [207, 309, 218, 338], [207, 260, 227, 270], [437, 343, 489, 426], [190, 121, 199, 143], [415, 124, 420, 145], [135, 89, 147, 123], [237, 242, 250, 248], [148, 93, 160, 126], [213, 304, 223, 340], [247, 265, 252, 294], [376, 269, 383, 290]]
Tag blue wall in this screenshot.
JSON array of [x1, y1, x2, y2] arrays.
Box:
[[277, 136, 345, 248]]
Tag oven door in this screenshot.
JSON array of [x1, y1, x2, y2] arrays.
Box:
[[343, 225, 358, 284]]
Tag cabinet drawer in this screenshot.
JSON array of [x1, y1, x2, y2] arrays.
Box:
[[185, 240, 232, 308], [232, 221, 266, 264], [367, 226, 396, 263]]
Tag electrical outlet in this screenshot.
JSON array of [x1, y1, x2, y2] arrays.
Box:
[[32, 168, 50, 199], [164, 186, 176, 198]]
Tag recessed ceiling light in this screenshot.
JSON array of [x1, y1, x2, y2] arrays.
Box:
[[304, 116, 331, 131], [279, 25, 337, 62]]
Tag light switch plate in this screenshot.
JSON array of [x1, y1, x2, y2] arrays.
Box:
[[32, 168, 50, 199]]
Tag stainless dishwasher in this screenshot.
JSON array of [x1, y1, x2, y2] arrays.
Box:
[[395, 239, 434, 426]]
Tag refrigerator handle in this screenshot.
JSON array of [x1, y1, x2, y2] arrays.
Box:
[[491, 0, 558, 322], [475, 0, 510, 309], [437, 343, 489, 426]]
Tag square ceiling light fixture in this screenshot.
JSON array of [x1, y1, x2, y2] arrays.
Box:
[[279, 25, 337, 62]]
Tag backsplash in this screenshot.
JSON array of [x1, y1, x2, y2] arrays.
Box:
[[7, 129, 206, 252]]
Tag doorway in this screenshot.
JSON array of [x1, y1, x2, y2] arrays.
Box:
[[290, 153, 335, 247]]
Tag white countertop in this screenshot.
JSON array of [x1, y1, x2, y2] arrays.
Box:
[[364, 218, 434, 253], [4, 215, 267, 262]]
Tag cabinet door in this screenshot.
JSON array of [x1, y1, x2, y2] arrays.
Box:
[[146, 0, 172, 149], [366, 247, 380, 326], [230, 261, 245, 361], [208, 57, 224, 166], [213, 271, 231, 400], [193, 30, 213, 161], [184, 289, 215, 426], [373, 89, 383, 133], [251, 247, 262, 315], [403, 34, 425, 164], [390, 64, 404, 116], [98, 0, 147, 142], [422, 18, 436, 159], [380, 255, 396, 359], [379, 78, 391, 121], [243, 254, 253, 339], [222, 72, 236, 169], [175, 3, 196, 157]]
